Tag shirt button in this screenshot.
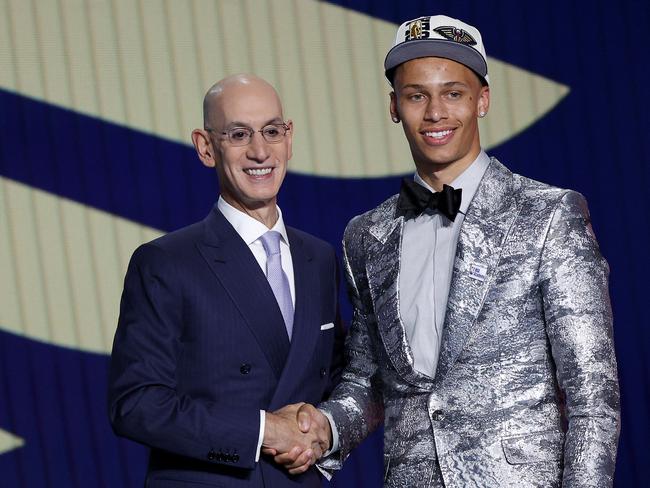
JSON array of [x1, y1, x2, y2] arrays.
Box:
[[431, 410, 445, 422], [240, 363, 252, 375]]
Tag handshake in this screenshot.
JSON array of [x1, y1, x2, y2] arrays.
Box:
[[262, 403, 332, 474]]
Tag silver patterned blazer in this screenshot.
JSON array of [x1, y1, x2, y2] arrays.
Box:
[[319, 158, 620, 487]]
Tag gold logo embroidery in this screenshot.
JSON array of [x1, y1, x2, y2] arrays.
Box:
[[409, 20, 423, 39]]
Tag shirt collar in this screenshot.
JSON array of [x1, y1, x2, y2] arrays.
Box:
[[217, 196, 290, 246], [413, 150, 490, 213]]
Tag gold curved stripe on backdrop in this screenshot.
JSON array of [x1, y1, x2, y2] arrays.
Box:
[[0, 428, 24, 455], [0, 176, 162, 354], [0, 0, 569, 178]]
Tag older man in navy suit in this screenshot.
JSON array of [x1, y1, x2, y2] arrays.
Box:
[[108, 74, 344, 487]]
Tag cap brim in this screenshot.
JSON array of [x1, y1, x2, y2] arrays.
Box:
[[384, 39, 488, 82]]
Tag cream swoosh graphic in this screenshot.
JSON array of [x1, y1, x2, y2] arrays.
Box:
[[0, 428, 25, 455], [0, 176, 162, 354], [0, 0, 569, 178]]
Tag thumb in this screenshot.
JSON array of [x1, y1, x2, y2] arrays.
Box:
[[297, 404, 313, 433]]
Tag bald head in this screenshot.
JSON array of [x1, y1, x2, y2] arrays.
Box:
[[203, 74, 283, 130]]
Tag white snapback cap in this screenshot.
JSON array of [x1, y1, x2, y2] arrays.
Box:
[[384, 15, 489, 85]]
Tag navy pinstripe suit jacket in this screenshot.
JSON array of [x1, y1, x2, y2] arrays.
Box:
[[108, 206, 344, 487]]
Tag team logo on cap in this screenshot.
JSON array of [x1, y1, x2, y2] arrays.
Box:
[[433, 26, 477, 45], [405, 17, 431, 41]]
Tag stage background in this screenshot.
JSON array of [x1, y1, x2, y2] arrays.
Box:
[[0, 0, 647, 486]]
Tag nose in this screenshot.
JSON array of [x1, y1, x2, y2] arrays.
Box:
[[246, 132, 271, 163], [425, 98, 447, 122]]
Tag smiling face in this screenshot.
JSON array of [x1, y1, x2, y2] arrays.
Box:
[[390, 57, 489, 181], [192, 76, 293, 218]]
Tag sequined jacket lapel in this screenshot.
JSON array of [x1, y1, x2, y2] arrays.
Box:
[[435, 159, 518, 380]]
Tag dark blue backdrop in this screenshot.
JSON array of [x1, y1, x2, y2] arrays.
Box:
[[0, 1, 648, 486]]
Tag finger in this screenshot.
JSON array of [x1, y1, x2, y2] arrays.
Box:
[[273, 446, 304, 465], [297, 404, 315, 432], [261, 447, 277, 456], [316, 435, 330, 453], [312, 410, 332, 449], [308, 441, 323, 460], [286, 448, 313, 470]]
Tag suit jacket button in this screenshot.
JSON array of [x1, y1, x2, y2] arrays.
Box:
[[431, 410, 445, 422], [320, 367, 327, 378], [240, 363, 251, 375], [233, 453, 240, 463], [207, 449, 217, 461]]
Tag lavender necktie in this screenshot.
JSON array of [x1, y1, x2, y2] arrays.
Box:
[[260, 231, 294, 340]]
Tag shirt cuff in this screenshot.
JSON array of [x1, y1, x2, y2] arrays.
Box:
[[255, 410, 265, 462], [321, 409, 340, 454]]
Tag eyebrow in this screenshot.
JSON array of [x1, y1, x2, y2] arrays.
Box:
[[401, 81, 470, 90], [224, 117, 284, 129]]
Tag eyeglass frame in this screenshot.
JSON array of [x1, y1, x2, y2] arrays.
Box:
[[205, 122, 291, 146]]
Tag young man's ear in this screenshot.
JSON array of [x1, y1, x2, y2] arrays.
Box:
[[477, 85, 490, 118], [389, 92, 400, 123]]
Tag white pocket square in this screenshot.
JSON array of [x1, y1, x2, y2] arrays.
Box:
[[320, 322, 335, 331]]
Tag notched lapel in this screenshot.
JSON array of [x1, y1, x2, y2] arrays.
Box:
[[197, 210, 290, 380], [436, 159, 520, 380]]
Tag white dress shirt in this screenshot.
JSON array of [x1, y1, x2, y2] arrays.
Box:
[[217, 196, 296, 462], [399, 151, 489, 377]]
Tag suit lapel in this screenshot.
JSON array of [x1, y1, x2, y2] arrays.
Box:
[[269, 229, 322, 409], [366, 200, 434, 388], [435, 159, 519, 380], [196, 208, 290, 380]]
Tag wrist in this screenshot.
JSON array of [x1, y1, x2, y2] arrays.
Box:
[[263, 411, 277, 446]]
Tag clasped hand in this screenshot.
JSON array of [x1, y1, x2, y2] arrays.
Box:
[[262, 402, 331, 474]]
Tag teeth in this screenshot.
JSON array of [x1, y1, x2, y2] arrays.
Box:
[[245, 168, 272, 176], [425, 129, 452, 139]]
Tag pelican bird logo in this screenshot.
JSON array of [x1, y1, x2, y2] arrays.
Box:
[[433, 26, 477, 45]]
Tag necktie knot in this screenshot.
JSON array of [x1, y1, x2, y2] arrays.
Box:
[[396, 178, 462, 221], [260, 231, 282, 256]]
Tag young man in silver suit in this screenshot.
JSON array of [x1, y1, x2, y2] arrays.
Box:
[[273, 14, 620, 487]]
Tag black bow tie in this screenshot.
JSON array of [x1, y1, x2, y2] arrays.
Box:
[[396, 178, 462, 221]]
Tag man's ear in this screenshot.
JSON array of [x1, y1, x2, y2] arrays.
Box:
[[477, 85, 490, 118], [389, 92, 400, 123], [191, 129, 218, 168], [285, 120, 294, 161]]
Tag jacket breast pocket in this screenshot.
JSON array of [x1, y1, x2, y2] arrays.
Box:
[[501, 430, 564, 465], [317, 323, 335, 354]]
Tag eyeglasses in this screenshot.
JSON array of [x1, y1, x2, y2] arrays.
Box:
[[207, 123, 290, 146]]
